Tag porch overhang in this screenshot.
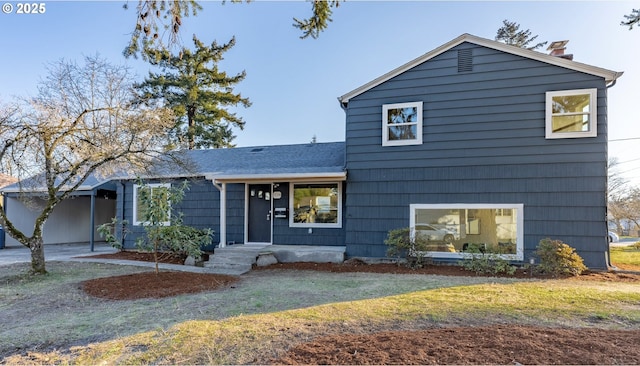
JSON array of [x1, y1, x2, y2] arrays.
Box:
[[205, 170, 346, 249], [205, 171, 347, 184]]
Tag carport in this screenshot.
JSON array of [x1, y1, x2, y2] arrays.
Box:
[[0, 177, 117, 251]]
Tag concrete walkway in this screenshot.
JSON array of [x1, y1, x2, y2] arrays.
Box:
[[0, 243, 118, 266], [0, 243, 234, 274]]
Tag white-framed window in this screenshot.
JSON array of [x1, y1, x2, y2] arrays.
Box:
[[290, 182, 342, 228], [382, 101, 423, 146], [409, 203, 524, 260], [545, 88, 597, 139], [133, 183, 171, 226]]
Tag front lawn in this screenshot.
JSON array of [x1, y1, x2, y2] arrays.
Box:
[[1, 261, 639, 364], [610, 245, 640, 270]]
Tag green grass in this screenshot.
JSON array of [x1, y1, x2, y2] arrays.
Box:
[[41, 280, 640, 364], [2, 261, 640, 365], [610, 246, 640, 268]]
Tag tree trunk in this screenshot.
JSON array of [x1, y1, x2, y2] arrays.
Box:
[[187, 106, 195, 150], [28, 236, 47, 274]]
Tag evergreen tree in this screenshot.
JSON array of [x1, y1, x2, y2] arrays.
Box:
[[495, 19, 547, 50], [136, 36, 251, 149], [621, 9, 640, 29], [124, 1, 341, 57]]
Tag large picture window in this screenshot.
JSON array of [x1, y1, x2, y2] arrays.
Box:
[[545, 89, 597, 139], [382, 101, 423, 146], [133, 183, 171, 226], [290, 182, 342, 228], [409, 204, 524, 260]]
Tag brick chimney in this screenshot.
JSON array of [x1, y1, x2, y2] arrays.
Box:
[[547, 40, 573, 60]]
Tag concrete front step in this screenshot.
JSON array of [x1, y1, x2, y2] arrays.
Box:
[[269, 245, 345, 263], [203, 262, 253, 275], [203, 244, 347, 275], [203, 244, 267, 275]]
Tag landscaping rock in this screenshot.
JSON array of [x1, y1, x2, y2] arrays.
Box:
[[256, 252, 278, 267], [185, 256, 205, 267]]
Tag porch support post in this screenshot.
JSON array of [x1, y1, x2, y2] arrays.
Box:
[[211, 180, 226, 248], [90, 191, 96, 252]]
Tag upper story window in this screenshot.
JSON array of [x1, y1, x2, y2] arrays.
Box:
[[290, 182, 342, 228], [545, 89, 597, 139], [133, 183, 171, 226], [382, 101, 423, 146]]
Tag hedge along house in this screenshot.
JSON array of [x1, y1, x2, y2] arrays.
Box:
[[338, 33, 622, 269], [114, 142, 347, 252]]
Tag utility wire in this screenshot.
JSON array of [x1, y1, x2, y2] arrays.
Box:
[[609, 137, 640, 142], [617, 157, 640, 165]]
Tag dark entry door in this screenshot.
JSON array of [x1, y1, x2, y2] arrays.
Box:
[[248, 184, 272, 243]]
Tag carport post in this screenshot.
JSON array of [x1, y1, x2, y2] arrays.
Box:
[[90, 192, 95, 252]]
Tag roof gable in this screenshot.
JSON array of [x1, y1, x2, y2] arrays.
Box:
[[338, 33, 623, 106]]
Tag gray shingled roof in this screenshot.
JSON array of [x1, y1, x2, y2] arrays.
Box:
[[1, 142, 346, 193], [186, 142, 346, 179]]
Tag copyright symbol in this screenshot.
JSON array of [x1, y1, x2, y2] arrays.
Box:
[[2, 3, 13, 14]]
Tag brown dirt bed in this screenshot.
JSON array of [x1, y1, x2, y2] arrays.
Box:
[[272, 325, 640, 365], [80, 251, 640, 365]]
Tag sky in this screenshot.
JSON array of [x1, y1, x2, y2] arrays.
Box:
[[1, 0, 639, 186]]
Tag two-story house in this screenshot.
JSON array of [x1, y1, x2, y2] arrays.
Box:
[[2, 34, 622, 269]]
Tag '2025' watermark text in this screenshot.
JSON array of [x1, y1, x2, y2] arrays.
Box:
[[2, 3, 47, 14]]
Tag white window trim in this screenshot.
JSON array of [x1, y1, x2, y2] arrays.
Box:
[[382, 101, 423, 146], [133, 183, 171, 226], [409, 203, 524, 261], [545, 88, 597, 139], [289, 182, 342, 228]]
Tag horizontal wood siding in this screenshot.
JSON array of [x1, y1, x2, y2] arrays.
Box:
[[120, 178, 220, 249], [344, 43, 609, 268], [272, 182, 346, 246], [225, 183, 245, 245]]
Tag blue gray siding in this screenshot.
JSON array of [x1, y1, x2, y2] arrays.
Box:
[[116, 179, 345, 249], [225, 183, 246, 245], [344, 42, 609, 268], [118, 177, 220, 249]]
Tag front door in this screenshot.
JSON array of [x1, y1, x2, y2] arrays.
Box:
[[247, 184, 272, 243]]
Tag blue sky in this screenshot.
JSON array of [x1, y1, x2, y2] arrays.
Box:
[[1, 1, 639, 185]]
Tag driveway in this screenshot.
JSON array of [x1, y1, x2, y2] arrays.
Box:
[[610, 237, 640, 247], [0, 242, 117, 266]]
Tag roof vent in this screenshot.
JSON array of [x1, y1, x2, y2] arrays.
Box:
[[547, 40, 573, 60], [250, 148, 264, 153], [457, 49, 473, 73]]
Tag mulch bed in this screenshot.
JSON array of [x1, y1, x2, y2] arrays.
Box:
[[82, 271, 238, 300], [271, 325, 640, 365], [75, 251, 640, 365]]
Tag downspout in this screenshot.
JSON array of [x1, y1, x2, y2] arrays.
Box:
[[119, 181, 126, 247], [1, 193, 6, 249], [210, 179, 226, 248], [90, 190, 96, 252], [604, 77, 619, 269]]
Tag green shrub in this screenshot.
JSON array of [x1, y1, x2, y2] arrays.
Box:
[[136, 214, 211, 261], [384, 227, 433, 269], [134, 179, 212, 272], [97, 218, 129, 250], [534, 238, 587, 276], [458, 245, 516, 276]]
